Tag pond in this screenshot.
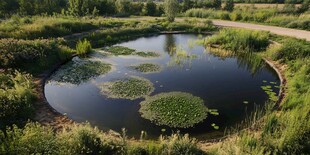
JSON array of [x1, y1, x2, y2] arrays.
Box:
[[45, 34, 280, 140]]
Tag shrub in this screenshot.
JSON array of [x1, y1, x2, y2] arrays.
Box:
[[57, 123, 125, 155], [0, 71, 35, 127], [0, 38, 74, 73], [76, 39, 92, 56], [160, 133, 205, 155], [0, 122, 58, 154]]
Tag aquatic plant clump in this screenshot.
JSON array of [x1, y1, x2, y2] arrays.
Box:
[[135, 51, 160, 57], [106, 46, 136, 55], [105, 46, 160, 57], [139, 92, 208, 128], [130, 63, 161, 73], [52, 60, 112, 84], [100, 76, 154, 100]]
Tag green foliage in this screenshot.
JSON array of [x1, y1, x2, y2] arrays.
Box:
[[212, 36, 310, 155], [164, 0, 179, 22], [143, 0, 157, 16], [52, 60, 112, 85], [273, 38, 310, 61], [0, 38, 73, 73], [100, 76, 154, 100], [160, 133, 206, 155], [0, 71, 35, 127], [223, 0, 234, 12], [57, 123, 125, 154], [0, 122, 58, 154], [139, 92, 208, 128], [205, 28, 270, 52], [130, 63, 162, 73], [76, 39, 93, 56], [0, 16, 98, 39]]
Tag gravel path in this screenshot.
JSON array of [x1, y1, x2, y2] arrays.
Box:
[[212, 20, 310, 41]]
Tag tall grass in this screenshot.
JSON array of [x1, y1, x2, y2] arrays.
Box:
[[0, 122, 204, 155], [76, 39, 92, 56], [205, 28, 270, 52]]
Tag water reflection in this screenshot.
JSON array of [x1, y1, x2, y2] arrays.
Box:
[[165, 34, 177, 56]]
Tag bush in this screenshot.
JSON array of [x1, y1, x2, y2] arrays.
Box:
[[160, 133, 205, 155], [57, 123, 125, 155], [0, 38, 73, 73], [0, 122, 58, 154], [0, 71, 35, 127], [76, 39, 92, 56]]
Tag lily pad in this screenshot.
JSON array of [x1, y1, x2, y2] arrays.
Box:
[[139, 92, 208, 128]]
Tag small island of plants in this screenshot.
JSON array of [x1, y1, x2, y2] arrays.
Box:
[[139, 92, 208, 128], [100, 76, 154, 100], [52, 60, 112, 85], [105, 46, 160, 57], [130, 63, 162, 74]]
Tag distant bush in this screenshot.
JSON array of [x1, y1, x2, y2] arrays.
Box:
[[0, 71, 35, 127], [206, 28, 270, 52]]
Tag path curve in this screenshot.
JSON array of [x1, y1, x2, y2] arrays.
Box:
[[212, 20, 310, 41]]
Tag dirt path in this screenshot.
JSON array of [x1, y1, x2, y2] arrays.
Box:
[[212, 20, 310, 41]]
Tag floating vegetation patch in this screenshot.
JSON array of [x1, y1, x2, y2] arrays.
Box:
[[139, 92, 208, 128], [52, 60, 112, 85], [105, 46, 159, 57], [261, 81, 279, 102], [135, 51, 160, 57], [106, 46, 136, 55], [130, 63, 161, 73], [100, 76, 154, 100]]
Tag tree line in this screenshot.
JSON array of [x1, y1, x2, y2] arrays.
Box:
[[0, 0, 234, 18]]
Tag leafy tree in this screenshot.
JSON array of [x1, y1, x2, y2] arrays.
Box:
[[223, 0, 234, 12], [182, 0, 193, 12], [164, 0, 179, 22], [143, 0, 157, 16], [115, 0, 130, 14], [68, 0, 97, 16]]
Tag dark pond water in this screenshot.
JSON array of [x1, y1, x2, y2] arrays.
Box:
[[45, 34, 280, 140]]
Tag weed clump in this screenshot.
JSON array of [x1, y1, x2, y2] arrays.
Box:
[[139, 92, 208, 128], [76, 39, 92, 56], [105, 46, 160, 57]]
